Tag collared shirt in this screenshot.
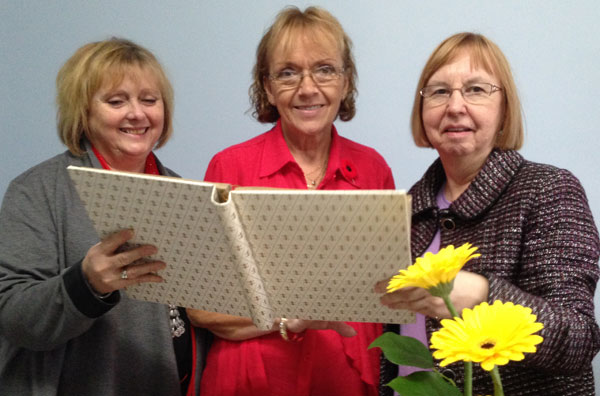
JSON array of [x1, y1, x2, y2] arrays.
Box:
[[200, 121, 395, 396], [204, 120, 395, 190]]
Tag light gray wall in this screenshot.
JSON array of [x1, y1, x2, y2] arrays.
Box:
[[2, 0, 600, 389]]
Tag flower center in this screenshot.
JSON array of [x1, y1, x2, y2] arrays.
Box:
[[480, 340, 496, 349]]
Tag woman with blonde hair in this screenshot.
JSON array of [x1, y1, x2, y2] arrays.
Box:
[[189, 6, 394, 396], [380, 32, 600, 395], [0, 38, 208, 395]]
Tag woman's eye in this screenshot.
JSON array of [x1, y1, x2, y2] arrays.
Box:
[[107, 99, 124, 106], [432, 87, 449, 96], [141, 98, 157, 105], [315, 65, 336, 76], [277, 69, 297, 79], [465, 84, 486, 94]]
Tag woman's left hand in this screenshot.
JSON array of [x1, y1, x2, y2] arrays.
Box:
[[376, 270, 489, 319]]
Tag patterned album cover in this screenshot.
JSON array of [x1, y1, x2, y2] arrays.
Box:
[[68, 165, 414, 329]]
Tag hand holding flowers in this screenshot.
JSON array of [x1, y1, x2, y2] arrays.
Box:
[[371, 243, 544, 396], [378, 270, 489, 320]]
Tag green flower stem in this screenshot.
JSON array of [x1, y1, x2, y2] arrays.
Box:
[[490, 366, 504, 396], [441, 294, 459, 318], [463, 362, 473, 396], [441, 294, 472, 396]]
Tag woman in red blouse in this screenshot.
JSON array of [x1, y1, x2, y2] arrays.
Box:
[[188, 6, 395, 396]]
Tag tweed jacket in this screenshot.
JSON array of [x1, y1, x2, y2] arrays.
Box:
[[380, 149, 600, 396]]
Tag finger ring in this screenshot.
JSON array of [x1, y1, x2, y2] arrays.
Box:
[[121, 268, 128, 279]]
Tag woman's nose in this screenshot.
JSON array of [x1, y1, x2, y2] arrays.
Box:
[[446, 90, 467, 112], [126, 101, 145, 119], [297, 71, 319, 93]]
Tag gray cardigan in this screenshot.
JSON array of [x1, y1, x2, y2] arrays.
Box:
[[0, 146, 208, 395]]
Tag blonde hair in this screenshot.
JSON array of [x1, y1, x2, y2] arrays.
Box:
[[250, 6, 357, 123], [411, 32, 524, 150], [56, 38, 174, 155]]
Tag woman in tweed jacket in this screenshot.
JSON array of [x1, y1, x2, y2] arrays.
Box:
[[380, 32, 600, 395]]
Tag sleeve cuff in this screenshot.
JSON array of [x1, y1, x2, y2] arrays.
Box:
[[63, 260, 120, 318]]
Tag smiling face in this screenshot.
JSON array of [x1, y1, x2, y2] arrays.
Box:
[[87, 67, 164, 172], [422, 51, 504, 165], [264, 34, 348, 141]]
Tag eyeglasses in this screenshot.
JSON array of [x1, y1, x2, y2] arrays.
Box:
[[269, 65, 345, 88], [420, 83, 502, 106]]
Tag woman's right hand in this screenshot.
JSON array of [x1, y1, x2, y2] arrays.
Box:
[[82, 229, 166, 295], [187, 309, 357, 340]]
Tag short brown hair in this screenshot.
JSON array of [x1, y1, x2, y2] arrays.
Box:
[[250, 6, 357, 123], [56, 38, 174, 155], [411, 32, 524, 150]]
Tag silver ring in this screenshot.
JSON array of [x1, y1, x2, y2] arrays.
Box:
[[120, 269, 128, 279]]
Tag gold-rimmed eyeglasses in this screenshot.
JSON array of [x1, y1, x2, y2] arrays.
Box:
[[269, 65, 345, 88], [420, 83, 502, 106]]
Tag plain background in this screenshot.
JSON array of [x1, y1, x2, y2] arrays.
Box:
[[2, 0, 600, 390]]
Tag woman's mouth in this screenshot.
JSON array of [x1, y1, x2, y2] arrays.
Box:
[[445, 127, 472, 133], [295, 105, 323, 111], [120, 128, 147, 135]]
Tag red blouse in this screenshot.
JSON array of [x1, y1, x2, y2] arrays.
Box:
[[198, 121, 395, 396]]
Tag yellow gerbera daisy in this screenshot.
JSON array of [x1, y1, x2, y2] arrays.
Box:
[[387, 243, 480, 294], [430, 300, 544, 371]]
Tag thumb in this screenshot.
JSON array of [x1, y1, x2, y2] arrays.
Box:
[[330, 322, 357, 337], [374, 278, 390, 294]]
